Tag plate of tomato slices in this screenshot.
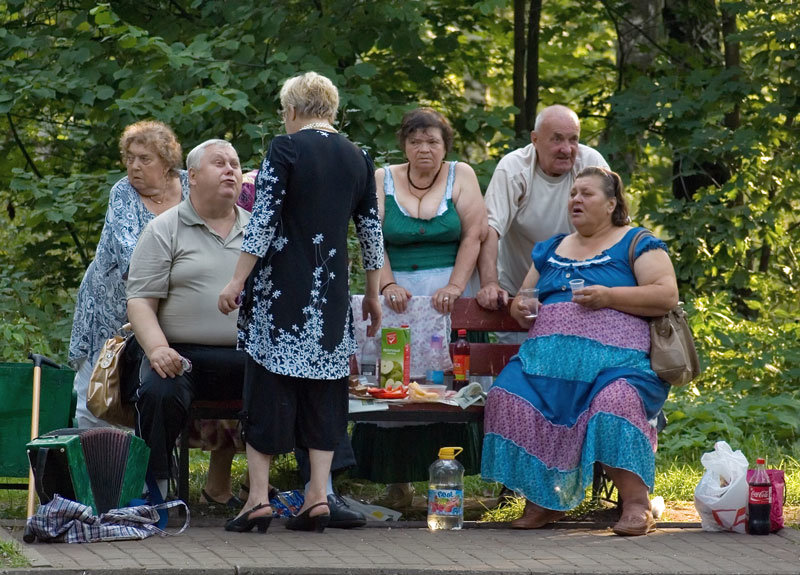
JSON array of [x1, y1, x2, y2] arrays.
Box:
[[366, 385, 408, 400]]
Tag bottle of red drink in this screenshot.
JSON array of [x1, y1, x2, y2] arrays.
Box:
[[748, 457, 771, 535], [452, 329, 470, 391]]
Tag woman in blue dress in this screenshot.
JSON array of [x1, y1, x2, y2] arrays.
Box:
[[481, 166, 678, 536]]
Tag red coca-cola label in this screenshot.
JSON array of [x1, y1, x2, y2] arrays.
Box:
[[749, 485, 771, 505]]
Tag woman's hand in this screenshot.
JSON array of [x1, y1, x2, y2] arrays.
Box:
[[362, 295, 382, 337], [572, 285, 612, 310], [383, 283, 412, 313], [218, 278, 245, 315], [432, 283, 462, 314], [509, 295, 535, 329], [148, 345, 185, 379]]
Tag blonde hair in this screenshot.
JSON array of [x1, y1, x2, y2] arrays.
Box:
[[119, 120, 183, 176], [279, 72, 339, 124]]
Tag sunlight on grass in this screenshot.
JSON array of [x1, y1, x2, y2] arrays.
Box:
[[0, 539, 28, 568]]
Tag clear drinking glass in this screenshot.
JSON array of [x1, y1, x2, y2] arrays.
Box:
[[518, 287, 540, 319]]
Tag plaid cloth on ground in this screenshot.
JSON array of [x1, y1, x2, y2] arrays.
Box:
[[25, 494, 189, 543]]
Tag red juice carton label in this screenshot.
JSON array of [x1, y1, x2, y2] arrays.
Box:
[[380, 326, 410, 388]]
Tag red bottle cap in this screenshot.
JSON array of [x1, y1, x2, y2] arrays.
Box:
[[756, 458, 765, 464], [458, 329, 467, 337]]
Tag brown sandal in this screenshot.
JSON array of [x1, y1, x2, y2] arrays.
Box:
[[510, 501, 566, 529], [612, 508, 656, 536]]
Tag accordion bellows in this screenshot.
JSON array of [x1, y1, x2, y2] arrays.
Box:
[[27, 428, 149, 514]]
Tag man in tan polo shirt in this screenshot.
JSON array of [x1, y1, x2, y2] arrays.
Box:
[[126, 139, 249, 500]]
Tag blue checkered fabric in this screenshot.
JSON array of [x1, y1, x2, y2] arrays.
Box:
[[25, 494, 189, 543]]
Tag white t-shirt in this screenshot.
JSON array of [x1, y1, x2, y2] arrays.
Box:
[[484, 143, 608, 294]]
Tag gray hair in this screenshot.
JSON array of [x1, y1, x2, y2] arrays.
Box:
[[279, 71, 339, 124], [186, 139, 235, 171], [533, 104, 580, 132]]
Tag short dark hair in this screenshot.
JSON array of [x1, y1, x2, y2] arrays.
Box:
[[575, 166, 630, 226], [397, 108, 454, 153]]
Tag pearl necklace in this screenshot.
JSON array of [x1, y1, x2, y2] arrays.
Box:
[[299, 121, 338, 133]]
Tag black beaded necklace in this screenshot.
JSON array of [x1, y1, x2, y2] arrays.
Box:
[[407, 162, 444, 191]]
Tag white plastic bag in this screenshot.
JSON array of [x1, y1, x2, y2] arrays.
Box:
[[693, 441, 749, 533]]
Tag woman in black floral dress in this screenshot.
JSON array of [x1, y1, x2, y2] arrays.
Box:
[[219, 72, 383, 533]]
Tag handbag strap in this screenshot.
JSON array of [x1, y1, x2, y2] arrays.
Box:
[[628, 228, 655, 274]]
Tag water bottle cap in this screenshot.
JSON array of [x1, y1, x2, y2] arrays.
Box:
[[438, 446, 463, 460], [756, 458, 765, 464]]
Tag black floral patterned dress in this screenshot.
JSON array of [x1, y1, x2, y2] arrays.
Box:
[[238, 129, 384, 379]]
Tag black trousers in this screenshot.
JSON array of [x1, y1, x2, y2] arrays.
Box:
[[127, 340, 245, 480]]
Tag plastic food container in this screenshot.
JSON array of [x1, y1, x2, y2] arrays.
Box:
[[418, 384, 447, 399]]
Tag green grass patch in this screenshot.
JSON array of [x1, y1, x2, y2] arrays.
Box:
[[0, 538, 28, 568]]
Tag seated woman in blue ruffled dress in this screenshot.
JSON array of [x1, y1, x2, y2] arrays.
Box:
[[481, 166, 678, 536]]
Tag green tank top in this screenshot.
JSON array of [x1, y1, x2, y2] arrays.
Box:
[[382, 162, 461, 272]]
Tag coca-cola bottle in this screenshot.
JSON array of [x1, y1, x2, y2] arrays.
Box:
[[748, 457, 771, 535]]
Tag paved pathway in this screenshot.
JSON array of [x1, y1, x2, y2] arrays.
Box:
[[2, 519, 799, 574]]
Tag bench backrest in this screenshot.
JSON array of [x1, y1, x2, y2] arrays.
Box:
[[448, 298, 526, 377]]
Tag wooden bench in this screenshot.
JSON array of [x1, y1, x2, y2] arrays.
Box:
[[177, 297, 617, 504]]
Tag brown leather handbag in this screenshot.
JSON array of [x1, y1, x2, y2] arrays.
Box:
[[87, 323, 136, 427], [629, 230, 701, 386]]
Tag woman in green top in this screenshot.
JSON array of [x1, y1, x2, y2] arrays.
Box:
[[351, 108, 487, 507], [378, 108, 486, 313]]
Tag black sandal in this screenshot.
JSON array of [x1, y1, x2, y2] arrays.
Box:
[[224, 503, 273, 533], [286, 501, 330, 533], [200, 489, 243, 510]]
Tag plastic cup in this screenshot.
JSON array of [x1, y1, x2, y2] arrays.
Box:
[[569, 279, 585, 297], [518, 287, 540, 319]]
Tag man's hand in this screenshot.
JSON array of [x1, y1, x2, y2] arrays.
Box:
[[362, 295, 382, 337], [476, 282, 509, 310], [148, 345, 184, 379]]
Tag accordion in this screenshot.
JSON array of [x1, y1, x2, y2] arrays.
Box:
[[27, 428, 149, 514]]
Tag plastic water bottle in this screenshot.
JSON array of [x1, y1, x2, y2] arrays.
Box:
[[748, 457, 771, 535], [427, 446, 464, 531], [452, 329, 470, 391], [426, 334, 446, 385], [360, 329, 380, 385]]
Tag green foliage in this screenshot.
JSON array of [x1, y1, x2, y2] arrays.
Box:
[[0, 1, 798, 468]]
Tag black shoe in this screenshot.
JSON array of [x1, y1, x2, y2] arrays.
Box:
[[224, 503, 272, 533], [327, 493, 366, 529], [201, 489, 244, 510], [286, 502, 331, 533]]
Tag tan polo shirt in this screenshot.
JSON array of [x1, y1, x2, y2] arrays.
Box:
[[127, 199, 251, 346], [484, 143, 608, 295]]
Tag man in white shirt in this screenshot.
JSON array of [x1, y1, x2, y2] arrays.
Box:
[[476, 105, 609, 310]]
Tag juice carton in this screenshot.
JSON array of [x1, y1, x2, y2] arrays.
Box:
[[380, 325, 411, 388]]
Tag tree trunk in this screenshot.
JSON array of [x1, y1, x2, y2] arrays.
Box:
[[513, 0, 526, 136], [524, 0, 541, 132]]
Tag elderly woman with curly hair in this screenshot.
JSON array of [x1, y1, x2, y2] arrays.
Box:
[[69, 120, 187, 430], [219, 71, 383, 534]]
